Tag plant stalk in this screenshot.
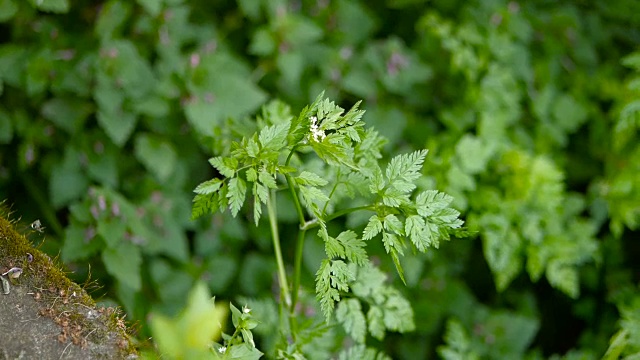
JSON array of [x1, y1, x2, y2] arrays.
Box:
[[267, 190, 291, 308], [290, 228, 306, 315]]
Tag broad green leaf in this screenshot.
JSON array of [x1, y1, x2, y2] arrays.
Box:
[[136, 0, 162, 16], [41, 98, 93, 134], [134, 134, 177, 182], [0, 0, 17, 22], [61, 225, 103, 261], [96, 110, 137, 147], [227, 343, 264, 360], [150, 282, 226, 359], [28, 0, 69, 13], [49, 149, 89, 208], [102, 240, 142, 291], [95, 0, 130, 39], [97, 217, 127, 248]]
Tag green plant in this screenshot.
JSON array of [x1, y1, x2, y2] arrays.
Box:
[[2, 0, 640, 359], [190, 93, 468, 356]]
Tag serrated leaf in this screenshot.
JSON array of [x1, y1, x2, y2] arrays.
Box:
[[299, 184, 330, 206], [390, 249, 406, 284], [546, 261, 579, 299], [296, 171, 329, 186], [336, 230, 368, 265], [432, 207, 463, 228], [315, 259, 354, 322], [337, 345, 391, 360], [405, 215, 431, 252], [311, 134, 358, 169], [316, 259, 339, 321], [246, 168, 258, 182], [385, 149, 428, 185], [246, 137, 260, 158], [209, 157, 238, 178], [324, 233, 345, 259], [258, 170, 277, 189], [363, 215, 383, 240], [351, 264, 387, 299], [252, 187, 262, 225], [416, 190, 454, 217], [227, 177, 247, 216], [191, 193, 219, 219], [367, 305, 386, 340], [336, 299, 367, 343], [254, 181, 269, 204], [382, 289, 415, 332], [259, 122, 289, 152], [217, 184, 229, 213], [369, 165, 386, 193], [382, 187, 410, 207], [383, 214, 404, 236]]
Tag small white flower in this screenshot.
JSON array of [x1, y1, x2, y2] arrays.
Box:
[[218, 346, 227, 354], [309, 116, 326, 142], [242, 305, 251, 314]]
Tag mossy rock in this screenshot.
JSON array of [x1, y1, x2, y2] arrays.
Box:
[[0, 211, 137, 359]]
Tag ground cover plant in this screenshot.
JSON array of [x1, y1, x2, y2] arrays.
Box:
[[0, 0, 639, 359]]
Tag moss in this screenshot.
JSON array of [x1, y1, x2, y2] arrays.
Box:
[[0, 207, 137, 358]]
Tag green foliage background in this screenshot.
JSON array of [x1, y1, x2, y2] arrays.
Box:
[[0, 0, 639, 358]]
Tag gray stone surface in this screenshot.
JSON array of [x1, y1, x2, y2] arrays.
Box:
[[0, 283, 133, 360]]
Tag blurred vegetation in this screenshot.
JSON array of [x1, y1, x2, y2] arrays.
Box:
[[0, 0, 639, 358]]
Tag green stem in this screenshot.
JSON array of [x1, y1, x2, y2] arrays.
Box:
[[285, 174, 306, 227], [290, 228, 306, 315], [299, 205, 376, 232], [267, 190, 291, 308]]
